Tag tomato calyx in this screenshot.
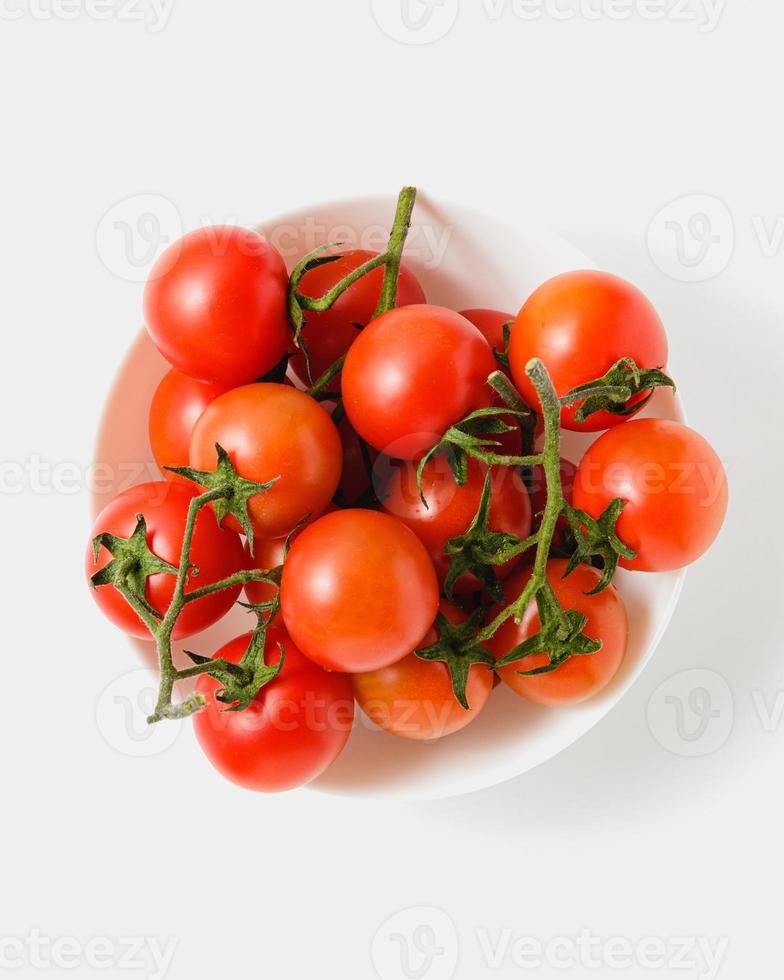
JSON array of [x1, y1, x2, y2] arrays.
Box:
[[288, 187, 418, 384], [443, 470, 537, 603], [90, 514, 177, 619], [416, 406, 538, 507], [564, 499, 638, 593], [216, 622, 286, 712], [167, 443, 279, 553], [492, 582, 602, 676], [416, 607, 495, 710], [560, 357, 675, 424]]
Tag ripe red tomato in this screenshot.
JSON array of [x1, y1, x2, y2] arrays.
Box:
[[342, 305, 497, 459], [280, 509, 439, 672], [381, 456, 532, 593], [572, 418, 728, 572], [86, 481, 245, 640], [459, 308, 512, 353], [189, 383, 342, 540], [486, 560, 628, 706], [509, 271, 669, 432], [148, 369, 228, 480], [353, 601, 493, 741], [193, 629, 354, 792], [529, 457, 577, 553], [144, 226, 290, 387], [290, 249, 426, 386]]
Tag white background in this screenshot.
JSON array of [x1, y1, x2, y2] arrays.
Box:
[[1, 1, 782, 978]]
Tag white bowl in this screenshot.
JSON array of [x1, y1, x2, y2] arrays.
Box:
[[93, 192, 686, 801]]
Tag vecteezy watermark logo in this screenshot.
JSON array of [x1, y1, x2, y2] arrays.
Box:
[[647, 669, 734, 757], [371, 906, 459, 980], [0, 0, 177, 32], [96, 669, 181, 757], [0, 929, 178, 979], [370, 0, 459, 45], [482, 0, 726, 32], [96, 193, 182, 283], [647, 194, 734, 282], [476, 928, 729, 978], [267, 217, 453, 271]]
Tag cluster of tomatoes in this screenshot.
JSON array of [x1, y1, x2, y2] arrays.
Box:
[[87, 191, 728, 793]]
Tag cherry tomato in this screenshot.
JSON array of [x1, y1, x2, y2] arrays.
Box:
[[189, 383, 342, 539], [459, 308, 512, 353], [572, 418, 728, 572], [144, 226, 290, 387], [509, 271, 669, 432], [148, 369, 228, 480], [290, 249, 426, 387], [193, 629, 354, 792], [486, 560, 628, 706], [86, 481, 245, 640], [342, 305, 497, 459], [528, 457, 577, 553], [280, 509, 439, 673], [353, 601, 493, 741], [381, 456, 532, 593]]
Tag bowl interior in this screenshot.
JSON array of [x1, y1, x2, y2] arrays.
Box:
[[93, 192, 685, 801]]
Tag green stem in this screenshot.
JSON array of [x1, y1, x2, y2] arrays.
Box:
[[488, 369, 538, 490], [182, 568, 278, 604], [298, 254, 387, 312], [115, 580, 160, 634], [294, 186, 417, 319], [475, 358, 567, 643], [306, 355, 346, 399], [373, 186, 417, 318], [144, 486, 236, 724]]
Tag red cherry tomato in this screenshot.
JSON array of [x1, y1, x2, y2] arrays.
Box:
[[459, 308, 512, 353], [572, 418, 728, 572], [381, 456, 532, 593], [342, 305, 497, 459], [509, 271, 669, 432], [290, 249, 426, 387], [486, 560, 628, 706], [86, 481, 245, 640], [148, 369, 228, 480], [353, 601, 493, 740], [194, 629, 354, 792], [280, 509, 439, 673], [144, 226, 290, 387], [189, 384, 342, 540]]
